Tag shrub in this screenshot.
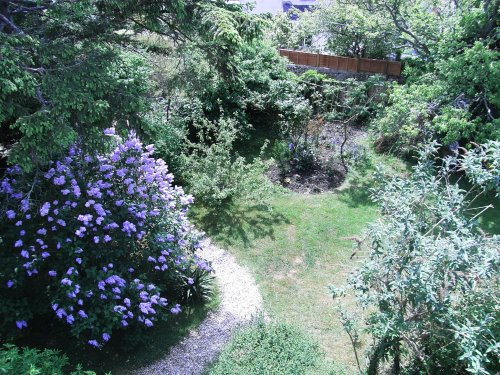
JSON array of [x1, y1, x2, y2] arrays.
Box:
[[140, 99, 188, 177], [180, 118, 274, 208], [272, 140, 319, 175], [461, 140, 500, 196], [0, 344, 95, 375], [174, 265, 215, 304], [372, 40, 499, 155], [208, 320, 338, 375], [332, 142, 500, 374], [0, 130, 212, 347], [298, 73, 387, 122], [288, 142, 319, 173], [371, 76, 493, 154]]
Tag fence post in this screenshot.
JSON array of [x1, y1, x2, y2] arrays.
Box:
[[356, 58, 361, 73], [316, 51, 320, 67]]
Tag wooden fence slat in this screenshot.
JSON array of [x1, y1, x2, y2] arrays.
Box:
[[278, 49, 402, 76]]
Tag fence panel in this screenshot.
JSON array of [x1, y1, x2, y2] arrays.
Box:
[[278, 49, 402, 76], [387, 62, 402, 76]]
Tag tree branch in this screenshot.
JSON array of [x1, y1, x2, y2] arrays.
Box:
[[0, 12, 24, 34]]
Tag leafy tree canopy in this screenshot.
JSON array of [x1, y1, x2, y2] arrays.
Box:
[[0, 0, 264, 171]]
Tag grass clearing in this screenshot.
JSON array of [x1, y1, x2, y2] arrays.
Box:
[[191, 151, 410, 371], [192, 191, 375, 371], [191, 141, 499, 372]]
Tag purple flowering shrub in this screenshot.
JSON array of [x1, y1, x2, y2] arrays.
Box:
[[0, 130, 211, 348]]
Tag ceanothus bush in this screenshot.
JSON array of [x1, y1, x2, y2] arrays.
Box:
[[0, 129, 211, 348]]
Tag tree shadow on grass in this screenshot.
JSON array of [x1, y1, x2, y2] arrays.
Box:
[[478, 198, 500, 235], [332, 152, 413, 209], [461, 183, 500, 235], [333, 172, 377, 209], [191, 203, 290, 249]]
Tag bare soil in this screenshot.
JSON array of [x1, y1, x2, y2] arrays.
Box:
[[267, 121, 367, 194]]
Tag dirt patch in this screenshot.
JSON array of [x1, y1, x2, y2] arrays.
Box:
[[267, 122, 368, 194], [267, 164, 344, 194]]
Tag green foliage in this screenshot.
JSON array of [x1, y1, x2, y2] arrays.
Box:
[[296, 71, 387, 122], [140, 99, 188, 176], [174, 266, 215, 305], [141, 40, 309, 208], [462, 141, 500, 196], [332, 142, 500, 374], [145, 39, 298, 130], [195, 41, 300, 128], [0, 0, 263, 171], [372, 78, 443, 153], [180, 118, 274, 208], [369, 3, 499, 153], [0, 344, 95, 375], [266, 10, 316, 51], [305, 0, 399, 58], [4, 44, 150, 170], [277, 93, 312, 147], [277, 0, 498, 151], [208, 320, 336, 375], [264, 70, 388, 177], [438, 42, 499, 110], [373, 41, 499, 153]]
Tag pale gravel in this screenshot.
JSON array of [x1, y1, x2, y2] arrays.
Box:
[[127, 239, 264, 375]]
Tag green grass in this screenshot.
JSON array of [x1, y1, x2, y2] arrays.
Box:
[[188, 149, 409, 372], [464, 186, 500, 235], [477, 192, 500, 235], [192, 190, 376, 371]]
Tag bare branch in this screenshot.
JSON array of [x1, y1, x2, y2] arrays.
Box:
[[0, 12, 24, 34]]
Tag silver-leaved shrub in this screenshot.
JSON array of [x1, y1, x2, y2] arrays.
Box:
[[332, 142, 499, 374], [0, 130, 210, 348]]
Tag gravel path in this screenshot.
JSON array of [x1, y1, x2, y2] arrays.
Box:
[[130, 239, 264, 375]]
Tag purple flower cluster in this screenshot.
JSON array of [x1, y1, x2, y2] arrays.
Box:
[[0, 131, 209, 347]]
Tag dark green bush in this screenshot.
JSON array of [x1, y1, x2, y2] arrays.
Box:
[[0, 344, 96, 375]]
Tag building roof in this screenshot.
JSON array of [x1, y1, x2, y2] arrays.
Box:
[[228, 0, 316, 14]]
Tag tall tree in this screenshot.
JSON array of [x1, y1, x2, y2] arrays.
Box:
[[0, 0, 262, 171]]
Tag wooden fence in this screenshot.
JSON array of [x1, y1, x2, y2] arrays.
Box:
[[278, 49, 402, 76]]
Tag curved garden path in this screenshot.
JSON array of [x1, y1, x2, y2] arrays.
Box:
[[131, 239, 264, 375]]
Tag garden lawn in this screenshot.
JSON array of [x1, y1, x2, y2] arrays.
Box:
[[191, 149, 499, 372], [193, 193, 375, 370], [191, 172, 383, 371]]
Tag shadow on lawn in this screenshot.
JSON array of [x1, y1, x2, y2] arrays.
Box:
[[192, 203, 289, 249], [333, 152, 414, 209], [478, 198, 500, 235], [464, 186, 500, 235], [334, 172, 376, 209]]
